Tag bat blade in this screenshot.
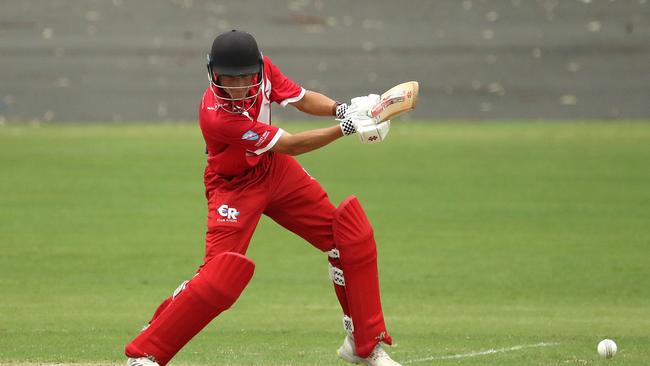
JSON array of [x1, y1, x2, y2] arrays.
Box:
[[369, 81, 419, 122]]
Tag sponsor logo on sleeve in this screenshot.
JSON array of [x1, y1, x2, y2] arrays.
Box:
[[254, 131, 271, 147], [241, 130, 259, 141]]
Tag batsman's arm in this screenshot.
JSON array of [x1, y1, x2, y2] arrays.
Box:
[[290, 90, 340, 117], [271, 125, 343, 156], [271, 89, 350, 155], [274, 89, 387, 154]]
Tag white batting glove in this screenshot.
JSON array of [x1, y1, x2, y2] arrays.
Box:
[[350, 94, 381, 116], [356, 119, 391, 143], [337, 94, 390, 143], [336, 103, 356, 136], [337, 94, 380, 136]]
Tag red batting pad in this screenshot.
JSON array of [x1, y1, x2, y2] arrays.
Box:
[[333, 196, 392, 358], [125, 252, 255, 365]]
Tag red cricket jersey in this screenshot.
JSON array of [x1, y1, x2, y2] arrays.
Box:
[[199, 55, 304, 179]]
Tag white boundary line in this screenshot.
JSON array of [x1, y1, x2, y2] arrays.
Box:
[[404, 342, 560, 364], [0, 364, 119, 366], [0, 364, 195, 366], [0, 343, 560, 366]]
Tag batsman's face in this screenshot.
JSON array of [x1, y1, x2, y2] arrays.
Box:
[[220, 74, 255, 99]]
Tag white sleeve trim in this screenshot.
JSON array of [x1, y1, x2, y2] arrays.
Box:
[[253, 128, 285, 155], [280, 88, 306, 107]]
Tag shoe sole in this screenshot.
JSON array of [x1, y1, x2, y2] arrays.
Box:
[[337, 348, 365, 365]]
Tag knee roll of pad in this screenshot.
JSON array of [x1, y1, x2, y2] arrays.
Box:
[[192, 251, 256, 309], [333, 197, 377, 265]]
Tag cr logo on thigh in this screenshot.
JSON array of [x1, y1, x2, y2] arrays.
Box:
[[217, 204, 240, 222]]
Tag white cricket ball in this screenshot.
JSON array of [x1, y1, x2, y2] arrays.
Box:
[[597, 339, 617, 359]]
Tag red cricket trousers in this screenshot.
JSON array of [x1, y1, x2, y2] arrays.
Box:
[[202, 152, 336, 261]]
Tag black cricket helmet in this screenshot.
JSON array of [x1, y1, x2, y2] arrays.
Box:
[[207, 30, 264, 113]]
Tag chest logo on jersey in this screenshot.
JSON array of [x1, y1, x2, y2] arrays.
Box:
[[217, 204, 240, 222], [241, 130, 259, 141]]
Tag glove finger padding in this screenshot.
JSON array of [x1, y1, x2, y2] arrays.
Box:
[[357, 120, 390, 144], [349, 94, 381, 116]]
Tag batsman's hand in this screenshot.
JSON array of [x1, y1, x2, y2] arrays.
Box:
[[350, 94, 381, 116], [337, 94, 390, 144]]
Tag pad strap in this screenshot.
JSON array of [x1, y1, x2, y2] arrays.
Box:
[[343, 315, 354, 335], [328, 262, 346, 286]]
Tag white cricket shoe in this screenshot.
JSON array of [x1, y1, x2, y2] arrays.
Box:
[[337, 335, 402, 366], [127, 357, 159, 366]]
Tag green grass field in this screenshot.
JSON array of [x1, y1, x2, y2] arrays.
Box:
[[1, 122, 649, 365]]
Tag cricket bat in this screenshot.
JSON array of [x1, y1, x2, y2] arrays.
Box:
[[368, 81, 419, 123]]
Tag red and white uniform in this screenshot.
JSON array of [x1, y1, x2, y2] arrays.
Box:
[[125, 56, 391, 365], [198, 56, 336, 261]]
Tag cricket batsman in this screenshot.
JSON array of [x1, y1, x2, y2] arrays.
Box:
[[125, 29, 400, 366]]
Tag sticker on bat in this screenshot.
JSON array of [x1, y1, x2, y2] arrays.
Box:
[[369, 93, 406, 118]]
